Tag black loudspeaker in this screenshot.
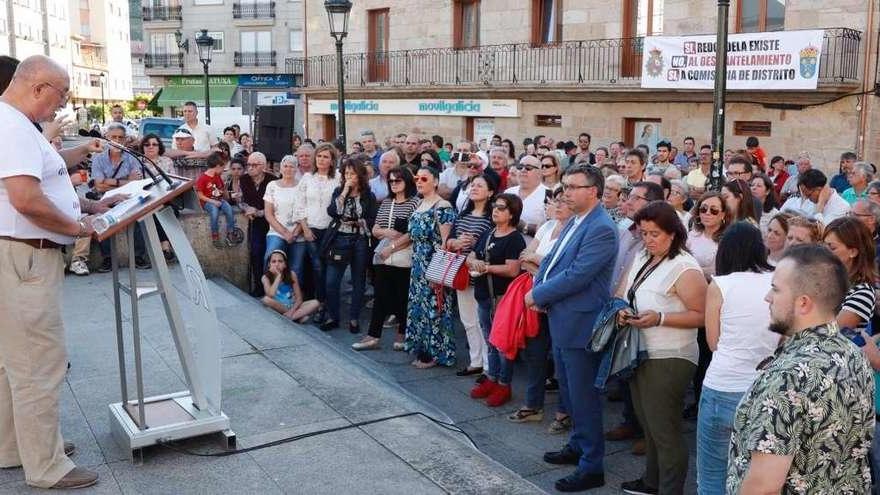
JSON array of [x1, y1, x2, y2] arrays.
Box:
[[255, 105, 295, 162]]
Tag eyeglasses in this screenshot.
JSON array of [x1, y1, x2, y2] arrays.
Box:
[[541, 163, 556, 169], [388, 178, 404, 184], [492, 203, 509, 211], [143, 142, 159, 147], [415, 176, 432, 183], [726, 170, 750, 178], [699, 206, 722, 215], [517, 164, 539, 172], [561, 183, 594, 192], [628, 193, 649, 202], [869, 190, 880, 196], [107, 134, 126, 142], [41, 82, 70, 102], [670, 189, 685, 197], [467, 163, 482, 169]]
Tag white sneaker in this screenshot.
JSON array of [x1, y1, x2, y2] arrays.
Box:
[[69, 258, 90, 276]]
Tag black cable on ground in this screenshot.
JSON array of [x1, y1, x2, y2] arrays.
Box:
[[156, 411, 478, 457]]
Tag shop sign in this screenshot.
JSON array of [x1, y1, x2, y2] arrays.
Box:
[[308, 99, 520, 117]]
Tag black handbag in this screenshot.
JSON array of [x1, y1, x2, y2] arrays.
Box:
[[319, 220, 353, 264]]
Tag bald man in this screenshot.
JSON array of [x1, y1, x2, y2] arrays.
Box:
[[0, 55, 99, 489]]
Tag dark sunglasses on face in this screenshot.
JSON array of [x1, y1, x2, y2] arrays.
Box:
[[388, 178, 403, 184], [699, 206, 722, 215], [467, 163, 482, 169], [415, 176, 432, 183], [541, 163, 556, 169], [143, 142, 159, 147], [517, 164, 539, 172], [492, 203, 508, 211]]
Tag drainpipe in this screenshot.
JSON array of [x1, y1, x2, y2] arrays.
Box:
[[857, 0, 876, 158], [302, 0, 309, 138]]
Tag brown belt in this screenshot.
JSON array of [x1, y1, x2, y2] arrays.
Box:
[[0, 236, 64, 250]]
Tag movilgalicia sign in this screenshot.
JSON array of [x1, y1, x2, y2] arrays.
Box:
[[308, 99, 520, 117], [640, 29, 824, 90]]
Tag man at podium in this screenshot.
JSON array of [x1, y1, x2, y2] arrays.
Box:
[[0, 55, 99, 489]]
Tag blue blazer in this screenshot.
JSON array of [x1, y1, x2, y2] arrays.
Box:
[[532, 205, 619, 349]]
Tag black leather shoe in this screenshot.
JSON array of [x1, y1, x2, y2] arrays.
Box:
[[543, 445, 580, 466], [621, 479, 658, 495], [456, 367, 483, 377], [319, 320, 338, 332], [555, 471, 605, 492]]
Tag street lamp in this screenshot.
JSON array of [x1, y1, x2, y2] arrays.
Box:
[[195, 29, 215, 125], [99, 72, 106, 124], [708, 0, 730, 192], [324, 0, 352, 149]]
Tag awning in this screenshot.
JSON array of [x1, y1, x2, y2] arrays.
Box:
[[156, 84, 237, 108]]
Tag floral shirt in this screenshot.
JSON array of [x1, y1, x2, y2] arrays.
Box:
[[726, 323, 874, 494]]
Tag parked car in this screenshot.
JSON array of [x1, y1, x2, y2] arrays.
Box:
[[139, 117, 184, 147]]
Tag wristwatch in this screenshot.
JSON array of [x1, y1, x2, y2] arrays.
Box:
[[74, 220, 87, 239]]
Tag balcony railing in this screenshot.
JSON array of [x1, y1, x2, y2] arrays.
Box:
[[232, 1, 275, 19], [142, 5, 182, 22], [144, 52, 184, 69], [235, 51, 277, 67], [287, 27, 862, 89]]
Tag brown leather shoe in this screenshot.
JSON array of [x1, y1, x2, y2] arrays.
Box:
[[631, 439, 646, 456], [604, 424, 639, 441], [51, 467, 98, 489]]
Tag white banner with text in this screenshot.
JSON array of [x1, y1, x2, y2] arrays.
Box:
[[309, 99, 520, 117], [640, 30, 824, 90]]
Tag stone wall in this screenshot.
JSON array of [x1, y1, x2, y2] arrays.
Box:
[[82, 210, 252, 291], [309, 97, 862, 175]]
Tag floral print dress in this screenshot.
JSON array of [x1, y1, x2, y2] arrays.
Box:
[[404, 204, 457, 365]]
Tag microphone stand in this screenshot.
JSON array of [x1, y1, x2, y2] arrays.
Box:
[[79, 130, 179, 190]]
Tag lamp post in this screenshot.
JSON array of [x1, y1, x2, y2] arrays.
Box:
[[99, 72, 106, 124], [324, 0, 352, 149], [708, 0, 730, 192], [195, 29, 215, 125]]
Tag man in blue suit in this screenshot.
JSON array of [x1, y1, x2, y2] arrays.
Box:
[[525, 164, 619, 492]]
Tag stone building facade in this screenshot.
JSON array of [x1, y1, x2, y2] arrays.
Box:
[[296, 0, 880, 172]]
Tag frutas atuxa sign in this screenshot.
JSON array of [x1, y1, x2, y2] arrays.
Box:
[[640, 30, 824, 90], [309, 99, 520, 117]]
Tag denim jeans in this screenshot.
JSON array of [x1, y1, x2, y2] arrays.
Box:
[[477, 296, 513, 384], [264, 235, 296, 270], [99, 222, 146, 259], [696, 387, 744, 495], [324, 233, 369, 323], [203, 201, 235, 235], [290, 228, 325, 302]]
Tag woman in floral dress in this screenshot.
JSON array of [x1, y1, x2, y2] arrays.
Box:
[[405, 166, 457, 368]]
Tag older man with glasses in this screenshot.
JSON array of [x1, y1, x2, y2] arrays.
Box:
[[240, 151, 278, 296], [505, 155, 549, 240]]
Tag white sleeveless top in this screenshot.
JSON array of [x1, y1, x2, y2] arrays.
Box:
[[703, 271, 778, 392], [626, 250, 703, 364]]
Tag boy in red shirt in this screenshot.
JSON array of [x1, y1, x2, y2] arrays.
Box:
[[196, 152, 238, 247], [745, 136, 767, 172]]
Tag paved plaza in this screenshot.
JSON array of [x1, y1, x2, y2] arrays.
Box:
[[0, 269, 698, 494]]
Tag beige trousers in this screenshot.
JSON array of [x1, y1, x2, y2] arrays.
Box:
[[0, 239, 75, 488], [70, 236, 90, 260]]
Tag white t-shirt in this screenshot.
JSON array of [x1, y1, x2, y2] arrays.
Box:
[[704, 271, 778, 392], [174, 122, 216, 151], [505, 184, 549, 229], [440, 166, 467, 192], [263, 181, 300, 237], [0, 102, 81, 244], [534, 219, 560, 257]]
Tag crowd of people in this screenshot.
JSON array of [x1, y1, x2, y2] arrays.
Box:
[[112, 121, 879, 494]]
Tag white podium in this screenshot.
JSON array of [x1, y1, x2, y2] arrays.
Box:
[[97, 175, 234, 460]]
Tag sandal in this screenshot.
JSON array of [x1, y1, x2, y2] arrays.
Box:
[[548, 415, 572, 434], [392, 341, 405, 351], [508, 407, 544, 423], [413, 358, 438, 369]]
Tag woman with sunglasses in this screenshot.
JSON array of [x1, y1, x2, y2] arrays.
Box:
[[512, 187, 573, 430], [446, 174, 498, 376], [685, 192, 729, 421], [603, 174, 627, 224], [352, 167, 419, 351], [539, 153, 562, 192], [467, 193, 526, 408], [405, 166, 457, 368], [139, 133, 175, 175], [667, 179, 691, 227], [616, 201, 707, 495], [323, 159, 377, 333]]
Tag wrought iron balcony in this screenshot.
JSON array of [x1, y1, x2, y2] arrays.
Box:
[[232, 1, 275, 19], [235, 51, 277, 67], [287, 27, 862, 89], [144, 52, 184, 69], [142, 5, 182, 22]]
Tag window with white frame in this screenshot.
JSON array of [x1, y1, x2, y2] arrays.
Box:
[[208, 31, 224, 52], [193, 0, 223, 4], [240, 31, 271, 53], [150, 32, 177, 53], [289, 29, 303, 52]]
